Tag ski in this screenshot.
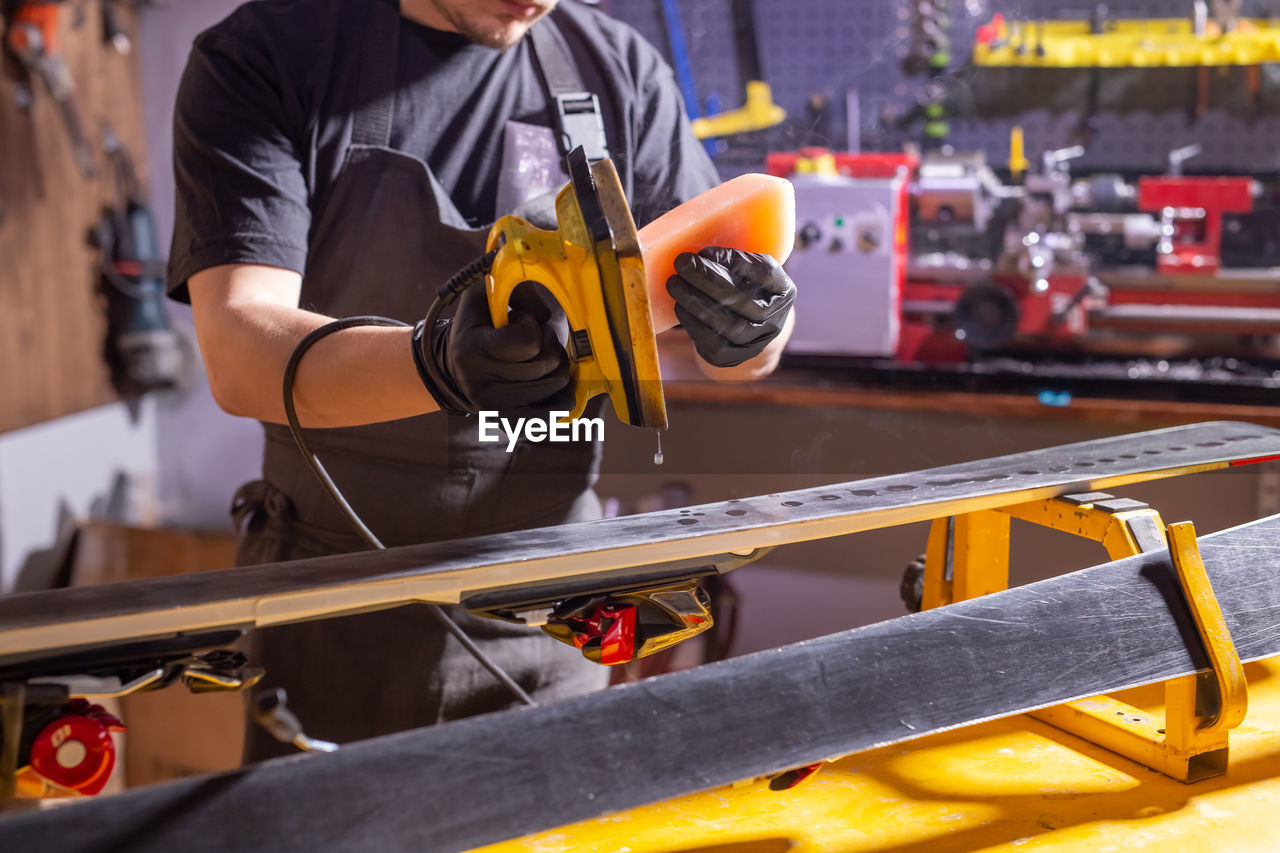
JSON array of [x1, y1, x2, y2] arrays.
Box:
[[2, 513, 1279, 851], [1, 421, 1279, 674]]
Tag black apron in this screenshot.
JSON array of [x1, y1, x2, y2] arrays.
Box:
[[235, 0, 610, 762]]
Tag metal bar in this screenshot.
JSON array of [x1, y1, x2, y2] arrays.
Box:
[[3, 515, 1280, 851], [2, 422, 1277, 670], [1167, 521, 1248, 735], [1097, 304, 1280, 325], [28, 668, 163, 700]]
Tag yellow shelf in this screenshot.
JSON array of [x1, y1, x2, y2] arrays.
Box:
[[974, 17, 1280, 67]]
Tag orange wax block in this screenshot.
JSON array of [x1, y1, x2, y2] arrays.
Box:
[[639, 174, 796, 332]]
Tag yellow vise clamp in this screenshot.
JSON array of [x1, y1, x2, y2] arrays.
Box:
[[920, 493, 1248, 782]]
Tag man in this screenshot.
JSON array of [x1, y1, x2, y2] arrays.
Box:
[[169, 0, 796, 760]]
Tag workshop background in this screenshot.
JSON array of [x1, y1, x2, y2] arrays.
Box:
[[612, 0, 1280, 173], [1, 0, 1279, 781]]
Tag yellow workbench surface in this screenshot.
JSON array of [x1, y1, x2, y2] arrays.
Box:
[[481, 657, 1280, 852]]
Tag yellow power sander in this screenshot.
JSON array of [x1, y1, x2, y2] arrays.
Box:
[[484, 146, 666, 431], [473, 147, 706, 664]]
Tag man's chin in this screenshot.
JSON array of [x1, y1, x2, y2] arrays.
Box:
[[466, 19, 538, 49], [468, 29, 524, 49], [460, 5, 555, 48]]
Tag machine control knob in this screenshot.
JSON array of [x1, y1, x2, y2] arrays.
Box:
[[798, 222, 821, 248], [858, 227, 882, 252]]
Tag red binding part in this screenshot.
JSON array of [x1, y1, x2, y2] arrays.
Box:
[[1231, 454, 1280, 467]]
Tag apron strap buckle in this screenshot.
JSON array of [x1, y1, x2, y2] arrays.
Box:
[[528, 17, 610, 162], [551, 93, 609, 163]]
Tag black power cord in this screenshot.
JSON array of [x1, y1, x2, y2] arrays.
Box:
[[280, 249, 536, 709], [282, 315, 408, 550], [410, 249, 500, 416]]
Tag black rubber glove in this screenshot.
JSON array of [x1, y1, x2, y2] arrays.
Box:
[[415, 283, 572, 415], [666, 247, 796, 368]]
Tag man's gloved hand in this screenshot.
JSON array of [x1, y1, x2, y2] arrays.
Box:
[[415, 283, 572, 415], [666, 247, 796, 368]]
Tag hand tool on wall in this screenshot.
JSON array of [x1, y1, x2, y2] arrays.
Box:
[[688, 0, 785, 140], [99, 0, 128, 54], [2, 0, 95, 178], [903, 0, 953, 148], [90, 125, 185, 396], [100, 0, 169, 54]]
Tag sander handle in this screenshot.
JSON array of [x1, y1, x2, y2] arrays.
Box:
[[485, 215, 604, 422]]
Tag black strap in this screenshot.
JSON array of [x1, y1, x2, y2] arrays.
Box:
[[527, 15, 610, 162], [353, 0, 400, 147]]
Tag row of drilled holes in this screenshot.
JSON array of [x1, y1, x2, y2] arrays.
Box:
[[669, 434, 1262, 524]]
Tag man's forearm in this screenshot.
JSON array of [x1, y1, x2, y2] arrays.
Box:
[[209, 302, 436, 428], [189, 264, 438, 428]]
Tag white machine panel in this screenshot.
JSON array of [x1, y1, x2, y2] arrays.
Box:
[[784, 173, 903, 358]]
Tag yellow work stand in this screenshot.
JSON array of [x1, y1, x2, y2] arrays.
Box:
[[481, 662, 1280, 852], [479, 496, 1277, 852]]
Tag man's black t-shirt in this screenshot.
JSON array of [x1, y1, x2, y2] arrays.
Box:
[[168, 0, 719, 300]]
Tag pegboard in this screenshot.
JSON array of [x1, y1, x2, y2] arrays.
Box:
[[0, 1, 147, 433], [601, 0, 1280, 174]]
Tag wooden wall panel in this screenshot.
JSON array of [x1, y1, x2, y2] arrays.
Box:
[[0, 2, 148, 433]]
